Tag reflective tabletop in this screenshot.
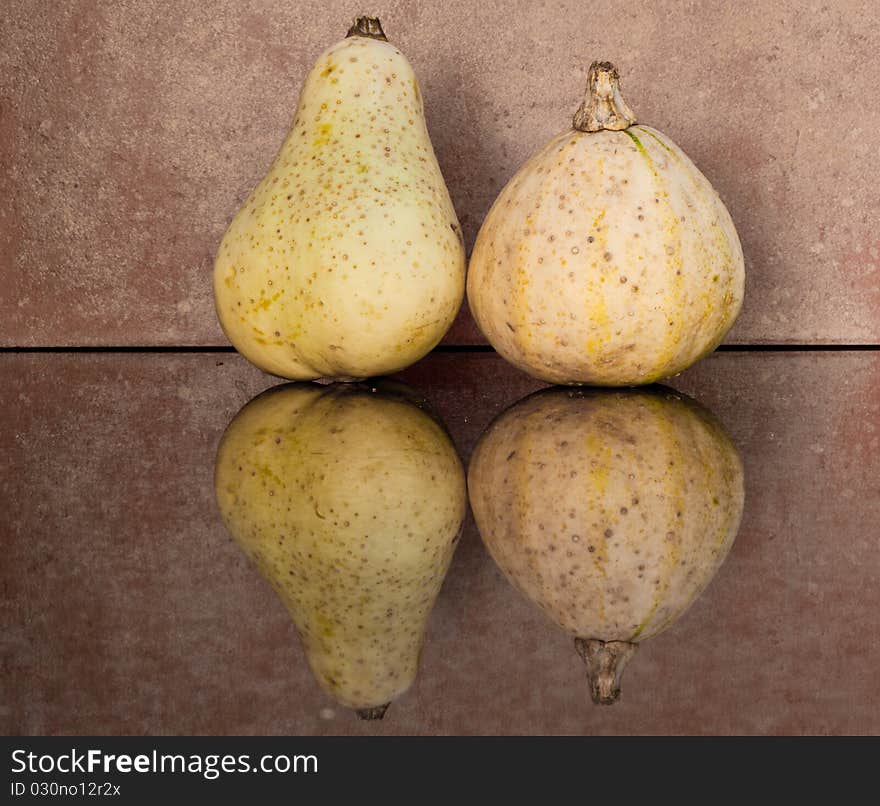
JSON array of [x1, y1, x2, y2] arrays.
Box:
[[2, 350, 878, 734]]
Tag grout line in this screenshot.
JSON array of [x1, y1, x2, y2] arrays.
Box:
[[0, 344, 878, 354], [0, 346, 237, 354], [716, 344, 880, 352]]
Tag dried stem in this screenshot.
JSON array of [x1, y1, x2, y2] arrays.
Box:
[[572, 61, 637, 132]]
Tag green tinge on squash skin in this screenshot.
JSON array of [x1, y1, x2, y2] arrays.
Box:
[[467, 61, 744, 386], [467, 385, 744, 703], [214, 18, 465, 382], [215, 380, 467, 715]]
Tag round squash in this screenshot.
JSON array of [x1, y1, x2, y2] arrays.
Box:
[[467, 62, 745, 385], [468, 385, 744, 703]]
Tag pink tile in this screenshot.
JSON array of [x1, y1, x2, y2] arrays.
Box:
[[1, 351, 878, 734], [1, 2, 878, 346]]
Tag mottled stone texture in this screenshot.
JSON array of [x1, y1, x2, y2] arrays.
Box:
[[2, 351, 879, 734], [1, 1, 879, 346]]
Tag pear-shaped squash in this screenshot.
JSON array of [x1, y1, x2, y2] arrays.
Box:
[[468, 386, 744, 703], [467, 62, 745, 385], [214, 18, 465, 380], [215, 381, 466, 717]]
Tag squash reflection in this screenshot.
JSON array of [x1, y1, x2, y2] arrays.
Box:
[[468, 385, 744, 704], [215, 381, 466, 719]]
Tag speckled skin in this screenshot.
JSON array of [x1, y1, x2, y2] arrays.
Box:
[[467, 125, 745, 385], [468, 386, 744, 643], [215, 382, 466, 711], [214, 30, 465, 380]]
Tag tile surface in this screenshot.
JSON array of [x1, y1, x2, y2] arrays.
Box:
[[2, 351, 878, 734], [1, 1, 879, 346]]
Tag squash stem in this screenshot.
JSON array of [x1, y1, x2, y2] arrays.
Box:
[[574, 637, 638, 704], [356, 703, 390, 720], [346, 16, 388, 41], [572, 61, 637, 133]]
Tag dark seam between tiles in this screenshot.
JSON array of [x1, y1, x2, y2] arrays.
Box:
[[0, 344, 880, 354], [0, 344, 878, 354]]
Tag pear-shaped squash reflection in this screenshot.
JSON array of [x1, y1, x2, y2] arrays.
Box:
[[468, 386, 744, 704], [215, 381, 466, 718]]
